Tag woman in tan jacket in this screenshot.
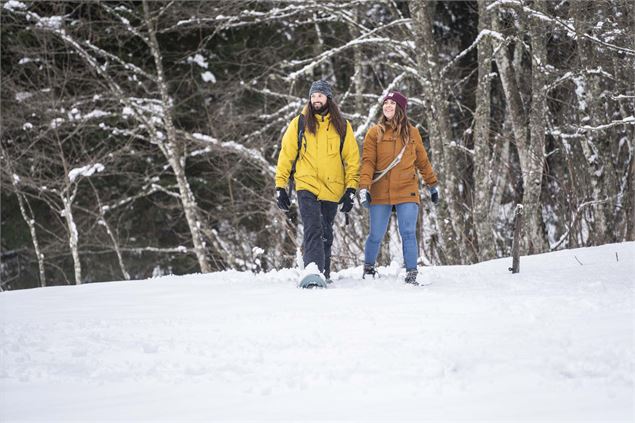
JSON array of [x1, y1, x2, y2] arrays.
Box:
[[359, 91, 439, 285]]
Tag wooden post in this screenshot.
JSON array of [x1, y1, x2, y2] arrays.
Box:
[[510, 204, 524, 273]]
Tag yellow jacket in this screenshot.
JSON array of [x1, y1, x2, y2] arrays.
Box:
[[275, 113, 360, 202]]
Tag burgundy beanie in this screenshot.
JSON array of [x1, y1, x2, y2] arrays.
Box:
[[383, 91, 408, 112]]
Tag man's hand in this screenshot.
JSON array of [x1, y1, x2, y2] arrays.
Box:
[[276, 188, 291, 211], [339, 188, 356, 213]]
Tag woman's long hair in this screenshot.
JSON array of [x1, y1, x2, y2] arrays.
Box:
[[304, 99, 347, 138], [376, 103, 410, 142]]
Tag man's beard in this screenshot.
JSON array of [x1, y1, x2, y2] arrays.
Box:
[[311, 101, 328, 114]]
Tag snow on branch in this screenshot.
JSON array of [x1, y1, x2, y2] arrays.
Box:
[[184, 132, 275, 176], [488, 0, 635, 56], [241, 84, 301, 102], [161, 4, 309, 33], [283, 18, 413, 81], [238, 101, 305, 142], [284, 38, 404, 81], [68, 164, 105, 183], [100, 3, 150, 45], [120, 246, 192, 254], [486, 0, 522, 10], [24, 10, 155, 82], [100, 181, 179, 213], [550, 117, 635, 139], [580, 116, 635, 132], [3, 0, 27, 11], [355, 72, 408, 139], [441, 30, 504, 76], [550, 198, 613, 250]]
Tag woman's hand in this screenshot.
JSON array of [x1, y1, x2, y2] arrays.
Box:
[[359, 189, 371, 208]]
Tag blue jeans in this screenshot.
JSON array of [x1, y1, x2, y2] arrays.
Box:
[[364, 202, 419, 270]]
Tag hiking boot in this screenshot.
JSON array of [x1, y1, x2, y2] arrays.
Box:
[[362, 263, 377, 279], [404, 269, 419, 285]]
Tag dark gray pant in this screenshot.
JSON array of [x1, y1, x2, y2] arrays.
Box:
[[297, 190, 338, 279]]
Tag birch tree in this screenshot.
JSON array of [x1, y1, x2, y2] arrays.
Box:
[[409, 1, 463, 264], [472, 0, 497, 260]]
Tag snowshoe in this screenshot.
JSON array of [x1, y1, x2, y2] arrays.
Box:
[[298, 274, 328, 289], [362, 263, 378, 279], [404, 269, 420, 285]]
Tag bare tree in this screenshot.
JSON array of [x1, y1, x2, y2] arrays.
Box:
[[472, 0, 497, 260]]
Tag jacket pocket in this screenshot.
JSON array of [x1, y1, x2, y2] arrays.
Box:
[[399, 167, 416, 182], [397, 168, 417, 195], [325, 175, 344, 198]]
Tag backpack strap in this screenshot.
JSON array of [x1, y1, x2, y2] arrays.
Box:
[[297, 114, 306, 159], [289, 114, 305, 184]]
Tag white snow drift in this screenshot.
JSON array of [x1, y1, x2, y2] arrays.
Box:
[[1, 242, 633, 421]]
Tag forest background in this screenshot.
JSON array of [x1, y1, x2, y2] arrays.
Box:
[[1, 0, 633, 290]]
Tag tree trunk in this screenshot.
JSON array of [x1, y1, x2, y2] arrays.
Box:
[[143, 0, 211, 273], [510, 204, 523, 273], [409, 0, 463, 264], [350, 6, 365, 116], [492, 3, 547, 254], [61, 194, 82, 284], [573, 0, 614, 244], [15, 190, 46, 287], [491, 11, 528, 157], [473, 0, 496, 261], [524, 0, 549, 254], [3, 151, 48, 287]]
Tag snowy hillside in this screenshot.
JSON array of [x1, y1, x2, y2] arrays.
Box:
[[1, 243, 633, 422]]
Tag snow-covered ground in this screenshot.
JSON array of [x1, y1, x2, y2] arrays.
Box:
[[1, 242, 633, 422]]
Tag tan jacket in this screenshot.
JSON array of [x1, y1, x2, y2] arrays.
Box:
[[359, 123, 437, 205]]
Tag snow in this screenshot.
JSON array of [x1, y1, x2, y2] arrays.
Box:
[[201, 71, 216, 83], [82, 110, 110, 120], [486, 0, 522, 12], [14, 92, 33, 102], [2, 0, 26, 11], [122, 106, 134, 117], [68, 163, 105, 183], [35, 15, 63, 30], [0, 242, 633, 421], [573, 76, 587, 111], [18, 57, 37, 65], [186, 53, 208, 69], [49, 117, 64, 129]]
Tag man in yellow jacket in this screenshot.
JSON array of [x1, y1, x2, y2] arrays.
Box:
[[275, 80, 360, 282]]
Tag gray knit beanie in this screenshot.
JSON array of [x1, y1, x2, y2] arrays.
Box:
[[309, 80, 333, 98]]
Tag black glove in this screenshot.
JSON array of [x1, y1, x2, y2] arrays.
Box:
[[339, 188, 356, 213], [276, 188, 291, 211], [429, 186, 439, 205]]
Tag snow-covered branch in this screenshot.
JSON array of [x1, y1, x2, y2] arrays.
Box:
[[488, 0, 635, 56], [184, 132, 276, 176], [441, 30, 504, 76], [580, 116, 635, 132], [550, 197, 613, 250]]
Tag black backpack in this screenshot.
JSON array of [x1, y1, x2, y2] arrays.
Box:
[[289, 114, 347, 185]]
